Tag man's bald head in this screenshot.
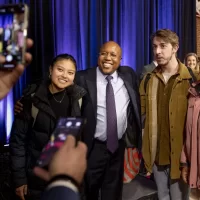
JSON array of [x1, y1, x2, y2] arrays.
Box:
[[98, 41, 122, 75], [100, 41, 122, 58]]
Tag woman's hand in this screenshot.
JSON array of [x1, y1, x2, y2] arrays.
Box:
[[181, 166, 189, 184], [15, 184, 28, 200], [14, 100, 24, 115]]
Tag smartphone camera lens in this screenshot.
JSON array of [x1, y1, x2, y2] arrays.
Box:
[[6, 54, 13, 62], [76, 122, 81, 127], [66, 121, 72, 127]]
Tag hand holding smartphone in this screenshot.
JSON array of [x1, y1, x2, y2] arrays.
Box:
[[37, 117, 86, 168], [0, 4, 29, 68]]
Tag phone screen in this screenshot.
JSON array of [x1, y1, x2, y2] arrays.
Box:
[[0, 4, 29, 68], [36, 117, 86, 168]]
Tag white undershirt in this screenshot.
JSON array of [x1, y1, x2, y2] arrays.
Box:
[[162, 72, 172, 84]]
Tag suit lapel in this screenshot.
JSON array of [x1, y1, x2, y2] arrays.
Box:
[[86, 68, 97, 118]]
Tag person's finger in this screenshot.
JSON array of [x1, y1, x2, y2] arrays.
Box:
[[15, 104, 22, 110], [146, 172, 151, 176], [16, 191, 25, 200], [77, 141, 87, 157], [0, 55, 5, 63], [21, 195, 25, 200], [10, 64, 25, 83], [20, 195, 25, 200], [0, 64, 25, 92], [182, 176, 187, 184], [16, 101, 23, 107], [15, 105, 23, 111], [33, 167, 50, 181], [14, 107, 22, 115], [181, 172, 187, 184], [184, 176, 188, 184], [17, 107, 23, 111], [61, 135, 76, 150], [14, 64, 25, 74], [26, 38, 33, 49], [24, 52, 32, 65], [24, 185, 27, 195]]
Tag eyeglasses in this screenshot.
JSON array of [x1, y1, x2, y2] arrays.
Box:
[[99, 52, 118, 59]]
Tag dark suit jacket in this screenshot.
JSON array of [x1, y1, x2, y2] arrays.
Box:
[[75, 66, 142, 154], [140, 62, 156, 80], [42, 186, 80, 200]]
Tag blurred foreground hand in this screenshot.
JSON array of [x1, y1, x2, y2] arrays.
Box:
[[34, 135, 87, 185], [0, 39, 33, 100]]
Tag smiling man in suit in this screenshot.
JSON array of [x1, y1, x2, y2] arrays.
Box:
[[75, 41, 141, 200]]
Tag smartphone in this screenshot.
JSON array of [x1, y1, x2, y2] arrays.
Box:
[[36, 117, 86, 168], [0, 4, 29, 68]]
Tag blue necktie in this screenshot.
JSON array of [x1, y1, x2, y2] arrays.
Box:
[[106, 75, 118, 153]]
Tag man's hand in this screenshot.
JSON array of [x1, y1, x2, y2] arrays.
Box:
[[146, 172, 151, 179], [34, 135, 87, 185], [181, 166, 189, 184], [14, 100, 23, 115], [15, 184, 27, 200], [0, 39, 33, 100]]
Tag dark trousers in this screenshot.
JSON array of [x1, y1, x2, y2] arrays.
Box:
[[85, 139, 125, 200]]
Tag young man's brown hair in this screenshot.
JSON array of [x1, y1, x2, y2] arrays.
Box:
[[151, 29, 179, 47]]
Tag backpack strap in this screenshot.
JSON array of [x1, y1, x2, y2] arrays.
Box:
[[144, 73, 152, 93], [186, 67, 200, 94], [187, 67, 197, 85], [30, 93, 39, 128]]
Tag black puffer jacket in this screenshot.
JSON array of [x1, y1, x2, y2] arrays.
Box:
[[9, 81, 86, 190]]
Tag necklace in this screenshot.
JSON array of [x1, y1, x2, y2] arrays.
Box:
[[52, 89, 66, 103], [50, 85, 66, 103]]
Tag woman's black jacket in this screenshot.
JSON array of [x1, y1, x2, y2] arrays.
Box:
[[9, 81, 86, 190]]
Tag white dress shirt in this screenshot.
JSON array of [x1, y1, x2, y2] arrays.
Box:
[[94, 67, 130, 141]]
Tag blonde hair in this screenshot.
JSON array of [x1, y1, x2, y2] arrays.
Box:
[[184, 53, 200, 72]]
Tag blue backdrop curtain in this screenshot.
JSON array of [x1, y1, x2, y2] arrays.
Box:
[[52, 0, 196, 73], [0, 0, 196, 144]]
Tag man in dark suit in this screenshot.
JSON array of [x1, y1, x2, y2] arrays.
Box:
[[75, 41, 141, 200], [140, 60, 157, 80]]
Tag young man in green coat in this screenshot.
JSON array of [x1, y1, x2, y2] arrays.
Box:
[[140, 29, 194, 200]]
